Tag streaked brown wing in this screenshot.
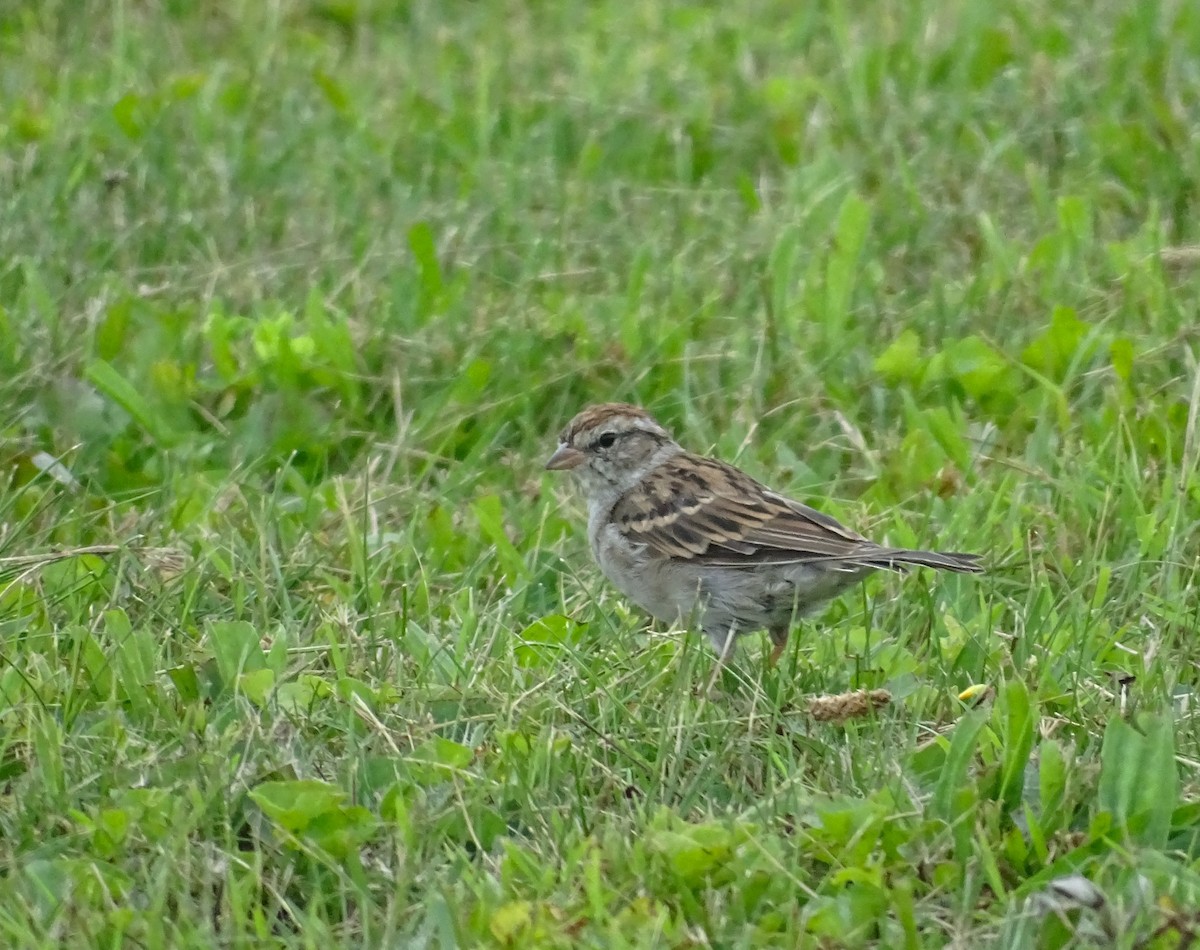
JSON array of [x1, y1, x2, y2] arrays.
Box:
[[610, 454, 875, 567]]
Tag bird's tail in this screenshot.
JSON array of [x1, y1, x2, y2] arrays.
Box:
[[865, 548, 984, 573]]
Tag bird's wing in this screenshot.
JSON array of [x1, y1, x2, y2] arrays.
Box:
[[609, 454, 878, 569]]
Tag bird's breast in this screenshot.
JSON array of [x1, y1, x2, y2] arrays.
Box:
[[589, 521, 703, 624]]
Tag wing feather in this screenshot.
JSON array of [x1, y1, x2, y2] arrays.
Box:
[[611, 455, 878, 567]]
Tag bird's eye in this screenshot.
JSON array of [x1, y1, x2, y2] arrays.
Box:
[[596, 432, 617, 449]]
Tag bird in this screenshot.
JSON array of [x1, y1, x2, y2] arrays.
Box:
[[545, 402, 982, 667]]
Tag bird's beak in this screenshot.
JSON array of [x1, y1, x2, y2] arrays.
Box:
[[544, 444, 586, 471]]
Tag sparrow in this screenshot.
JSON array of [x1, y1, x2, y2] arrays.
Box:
[[546, 403, 982, 665]]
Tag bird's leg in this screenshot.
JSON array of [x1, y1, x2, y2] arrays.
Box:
[[767, 625, 789, 667]]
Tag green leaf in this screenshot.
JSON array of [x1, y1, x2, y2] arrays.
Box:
[[825, 191, 871, 331], [97, 297, 133, 360], [514, 615, 586, 667], [735, 172, 761, 213], [109, 618, 158, 717], [202, 306, 245, 382], [12, 102, 50, 141], [969, 27, 1014, 87], [992, 679, 1036, 815], [767, 227, 802, 334], [648, 823, 735, 885], [250, 779, 346, 832], [919, 404, 972, 472], [304, 290, 360, 401], [874, 329, 924, 386], [472, 494, 528, 582], [1109, 336, 1135, 383], [166, 664, 201, 703], [1136, 714, 1179, 848], [404, 737, 475, 786], [72, 626, 114, 695], [166, 72, 206, 101], [334, 676, 378, 708], [313, 68, 351, 115], [449, 358, 491, 404], [91, 808, 130, 857], [275, 675, 333, 714], [31, 714, 65, 800], [238, 668, 276, 706], [206, 620, 266, 689], [1097, 714, 1177, 847], [86, 359, 177, 445], [306, 804, 376, 859], [1021, 306, 1090, 381], [490, 901, 534, 943], [407, 220, 444, 305], [941, 335, 1012, 400], [1056, 194, 1091, 246], [111, 93, 146, 139], [1038, 739, 1068, 836], [1097, 718, 1142, 819], [933, 708, 988, 824]]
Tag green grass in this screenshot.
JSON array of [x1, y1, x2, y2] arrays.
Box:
[[2, 0, 1200, 945]]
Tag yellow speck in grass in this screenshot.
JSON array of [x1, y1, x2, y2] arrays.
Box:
[[958, 684, 994, 705]]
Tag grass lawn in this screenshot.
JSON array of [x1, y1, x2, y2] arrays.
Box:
[[3, 0, 1200, 945]]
